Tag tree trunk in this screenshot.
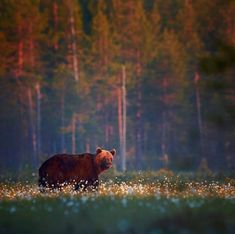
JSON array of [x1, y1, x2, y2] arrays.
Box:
[[105, 122, 109, 145], [105, 99, 110, 145], [53, 1, 59, 50], [118, 82, 123, 161], [194, 72, 204, 160], [35, 82, 41, 163], [161, 111, 167, 157], [121, 65, 127, 171], [161, 73, 169, 168], [135, 51, 142, 170], [117, 65, 127, 171], [61, 89, 65, 153], [18, 41, 23, 77], [29, 23, 35, 67], [71, 114, 77, 154], [28, 88, 37, 167], [86, 137, 90, 153], [69, 2, 79, 81], [161, 111, 169, 168]]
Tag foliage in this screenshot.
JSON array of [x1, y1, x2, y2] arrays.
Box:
[[196, 158, 213, 177], [0, 0, 234, 172], [155, 168, 174, 178]]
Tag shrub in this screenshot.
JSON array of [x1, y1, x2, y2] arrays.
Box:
[[196, 158, 213, 177]]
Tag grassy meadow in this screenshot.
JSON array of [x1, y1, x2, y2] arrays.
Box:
[[0, 170, 235, 234]]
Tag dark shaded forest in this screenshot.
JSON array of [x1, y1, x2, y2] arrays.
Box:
[[0, 0, 234, 174]]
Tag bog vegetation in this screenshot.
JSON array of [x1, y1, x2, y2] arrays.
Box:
[[0, 0, 235, 173], [0, 171, 235, 233]]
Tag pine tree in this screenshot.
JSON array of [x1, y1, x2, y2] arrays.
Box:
[[89, 0, 117, 150], [9, 0, 45, 167], [112, 0, 150, 169], [157, 29, 188, 165]]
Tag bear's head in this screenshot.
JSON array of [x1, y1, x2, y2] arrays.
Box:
[[94, 147, 116, 174]]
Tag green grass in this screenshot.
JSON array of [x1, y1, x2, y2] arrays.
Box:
[[0, 171, 235, 234], [0, 197, 234, 234]]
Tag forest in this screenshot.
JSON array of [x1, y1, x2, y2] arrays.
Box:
[[0, 0, 235, 174]]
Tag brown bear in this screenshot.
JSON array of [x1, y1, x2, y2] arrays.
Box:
[[38, 147, 116, 191]]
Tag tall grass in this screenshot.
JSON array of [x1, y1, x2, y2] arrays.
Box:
[[0, 169, 234, 233]]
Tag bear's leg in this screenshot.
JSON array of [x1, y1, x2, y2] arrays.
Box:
[[74, 183, 81, 191], [85, 179, 99, 192], [91, 179, 99, 191], [49, 182, 63, 191], [38, 177, 47, 193], [74, 180, 86, 191], [74, 179, 99, 192], [39, 180, 62, 192]]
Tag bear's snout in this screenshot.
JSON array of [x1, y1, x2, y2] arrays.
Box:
[[100, 158, 112, 170]]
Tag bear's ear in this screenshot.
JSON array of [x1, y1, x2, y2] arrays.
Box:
[[96, 147, 102, 155], [110, 149, 116, 156]]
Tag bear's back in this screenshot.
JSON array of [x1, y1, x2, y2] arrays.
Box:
[[39, 153, 97, 184]]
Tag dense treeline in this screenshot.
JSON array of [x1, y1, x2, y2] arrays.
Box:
[[0, 0, 234, 173]]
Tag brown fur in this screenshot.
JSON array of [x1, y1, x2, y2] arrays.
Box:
[[38, 148, 115, 191]]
